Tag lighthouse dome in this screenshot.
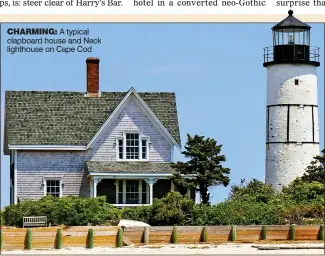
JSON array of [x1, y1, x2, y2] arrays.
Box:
[[272, 10, 311, 30]]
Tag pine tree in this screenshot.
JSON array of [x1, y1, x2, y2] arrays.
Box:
[[302, 149, 324, 183], [171, 134, 230, 205]]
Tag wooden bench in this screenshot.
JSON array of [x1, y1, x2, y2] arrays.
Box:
[[23, 216, 47, 228]]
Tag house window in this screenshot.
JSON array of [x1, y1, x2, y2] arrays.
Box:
[[141, 180, 147, 203], [142, 139, 147, 159], [116, 133, 149, 161], [118, 180, 123, 203], [126, 180, 139, 204], [45, 179, 61, 197], [118, 139, 123, 159], [116, 180, 148, 204], [126, 133, 139, 159]]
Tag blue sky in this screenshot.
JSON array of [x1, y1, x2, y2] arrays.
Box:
[[1, 23, 324, 207]]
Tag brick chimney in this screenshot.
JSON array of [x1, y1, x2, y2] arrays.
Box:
[[86, 57, 100, 97]]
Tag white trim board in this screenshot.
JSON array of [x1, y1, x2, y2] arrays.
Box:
[[8, 145, 87, 150], [14, 150, 17, 205], [89, 172, 172, 179], [8, 88, 181, 151]]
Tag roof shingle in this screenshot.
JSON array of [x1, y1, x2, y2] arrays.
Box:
[[4, 90, 181, 153], [86, 161, 174, 174]]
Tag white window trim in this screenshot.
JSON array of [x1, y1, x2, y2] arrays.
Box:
[[43, 177, 63, 198], [115, 131, 150, 161]]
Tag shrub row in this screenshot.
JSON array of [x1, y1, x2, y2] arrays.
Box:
[[2, 190, 324, 227]]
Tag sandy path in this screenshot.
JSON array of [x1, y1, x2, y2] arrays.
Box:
[[2, 243, 324, 254]]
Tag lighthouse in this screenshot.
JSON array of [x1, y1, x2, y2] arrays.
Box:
[[264, 10, 320, 192]]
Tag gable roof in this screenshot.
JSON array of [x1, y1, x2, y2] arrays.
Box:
[[4, 88, 181, 154]]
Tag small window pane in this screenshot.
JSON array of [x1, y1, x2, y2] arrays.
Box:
[[118, 193, 123, 203], [118, 180, 123, 192], [142, 139, 147, 159], [118, 139, 123, 159], [126, 133, 139, 159], [46, 180, 60, 197]]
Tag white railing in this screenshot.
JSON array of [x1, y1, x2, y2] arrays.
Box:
[[113, 204, 151, 208]]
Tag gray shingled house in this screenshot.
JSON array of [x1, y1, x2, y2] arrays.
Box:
[[4, 57, 201, 207]]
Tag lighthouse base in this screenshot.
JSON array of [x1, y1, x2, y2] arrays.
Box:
[[265, 143, 320, 192]]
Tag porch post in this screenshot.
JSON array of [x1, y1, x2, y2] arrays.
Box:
[[171, 181, 175, 192], [195, 188, 201, 204], [115, 180, 119, 204], [145, 178, 157, 205], [89, 179, 93, 197], [187, 188, 191, 199], [93, 179, 102, 198], [139, 180, 142, 204]]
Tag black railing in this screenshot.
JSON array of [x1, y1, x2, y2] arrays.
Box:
[[263, 46, 320, 64]]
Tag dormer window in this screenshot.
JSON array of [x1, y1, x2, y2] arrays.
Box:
[[116, 132, 149, 161]]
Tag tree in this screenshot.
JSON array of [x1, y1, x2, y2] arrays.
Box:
[[171, 134, 230, 205], [301, 149, 324, 183], [229, 178, 275, 203], [282, 178, 324, 204]]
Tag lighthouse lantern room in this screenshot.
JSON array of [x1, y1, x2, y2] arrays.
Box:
[[264, 10, 321, 192]]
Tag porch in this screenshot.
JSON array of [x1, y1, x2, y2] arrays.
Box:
[[86, 161, 201, 207]]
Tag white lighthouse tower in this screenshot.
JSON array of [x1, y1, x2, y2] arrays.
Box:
[[264, 10, 320, 192]]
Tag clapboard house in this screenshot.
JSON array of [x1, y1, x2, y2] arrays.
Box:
[[4, 57, 200, 206]]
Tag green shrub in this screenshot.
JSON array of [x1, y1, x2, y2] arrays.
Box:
[[283, 179, 324, 204], [2, 177, 323, 227], [3, 196, 119, 227], [121, 206, 151, 224], [150, 192, 194, 226], [1, 210, 5, 226]]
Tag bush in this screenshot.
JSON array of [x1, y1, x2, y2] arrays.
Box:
[[282, 179, 324, 204], [3, 196, 119, 227], [120, 206, 152, 224], [2, 177, 323, 227], [1, 210, 5, 226], [149, 192, 194, 226]]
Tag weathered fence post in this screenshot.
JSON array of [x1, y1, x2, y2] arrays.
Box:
[[200, 226, 208, 243], [0, 229, 2, 250], [55, 228, 62, 249], [116, 227, 123, 248], [319, 224, 324, 240], [26, 228, 32, 250], [143, 226, 150, 245], [289, 224, 296, 241], [261, 226, 267, 240], [171, 226, 178, 244], [87, 229, 94, 249], [230, 225, 236, 242]]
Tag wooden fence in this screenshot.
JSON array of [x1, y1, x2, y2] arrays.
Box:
[[1, 225, 324, 250]]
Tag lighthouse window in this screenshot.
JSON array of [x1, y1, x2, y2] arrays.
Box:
[[295, 79, 299, 85]]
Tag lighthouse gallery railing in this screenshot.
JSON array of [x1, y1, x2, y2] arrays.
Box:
[[263, 46, 320, 63]]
